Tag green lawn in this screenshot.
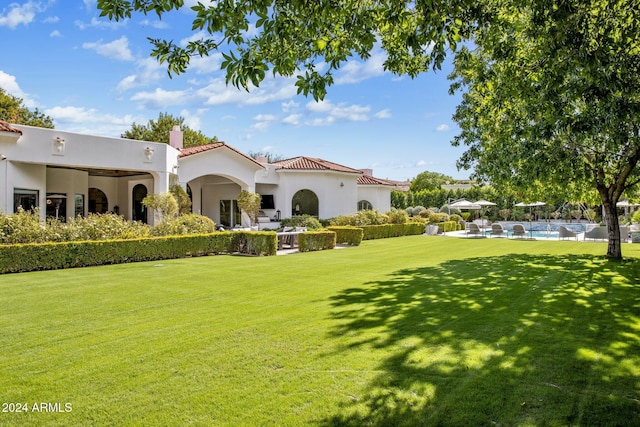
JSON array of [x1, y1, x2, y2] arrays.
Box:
[[1, 236, 639, 426]]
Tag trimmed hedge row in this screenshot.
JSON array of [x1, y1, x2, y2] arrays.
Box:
[[360, 222, 426, 240], [298, 231, 336, 252], [326, 226, 364, 246], [0, 231, 277, 274]]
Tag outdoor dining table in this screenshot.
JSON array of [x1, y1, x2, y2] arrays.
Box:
[[276, 231, 303, 250]]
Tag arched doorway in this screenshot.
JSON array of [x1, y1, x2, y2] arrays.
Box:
[[132, 184, 148, 223], [88, 188, 108, 214], [292, 189, 318, 217]]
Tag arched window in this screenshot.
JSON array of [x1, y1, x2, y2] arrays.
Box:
[[358, 200, 373, 211], [89, 188, 108, 214], [132, 184, 148, 223], [292, 189, 318, 217]]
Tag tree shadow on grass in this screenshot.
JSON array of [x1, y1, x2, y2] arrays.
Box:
[[320, 254, 640, 426]]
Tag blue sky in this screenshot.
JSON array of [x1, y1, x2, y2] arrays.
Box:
[[0, 0, 470, 182]]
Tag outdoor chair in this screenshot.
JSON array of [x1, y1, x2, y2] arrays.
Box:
[[584, 226, 608, 241], [490, 223, 507, 237], [466, 223, 483, 237], [558, 225, 578, 240], [511, 224, 527, 238]]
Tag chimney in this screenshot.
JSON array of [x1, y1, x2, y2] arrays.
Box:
[[359, 168, 373, 176], [256, 155, 269, 163], [169, 125, 183, 149]]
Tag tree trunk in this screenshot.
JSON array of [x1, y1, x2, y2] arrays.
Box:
[[602, 198, 622, 260]]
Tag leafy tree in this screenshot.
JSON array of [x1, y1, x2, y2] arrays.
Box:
[[237, 190, 261, 226], [410, 171, 454, 192], [96, 0, 484, 100], [142, 192, 178, 223], [247, 150, 285, 163], [122, 112, 218, 147], [450, 0, 640, 259], [0, 88, 54, 128], [169, 184, 192, 215]]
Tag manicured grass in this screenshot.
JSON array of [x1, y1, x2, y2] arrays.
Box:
[[1, 237, 639, 426]]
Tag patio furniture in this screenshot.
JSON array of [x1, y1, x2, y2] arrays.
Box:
[[584, 226, 608, 241], [620, 226, 630, 242], [511, 224, 527, 238], [490, 223, 507, 238], [558, 225, 578, 240], [466, 223, 483, 237]]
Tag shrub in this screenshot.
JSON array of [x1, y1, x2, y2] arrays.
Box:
[[0, 208, 46, 244], [298, 231, 336, 252], [386, 208, 408, 224], [428, 212, 450, 224], [153, 214, 217, 236], [327, 226, 364, 245], [68, 214, 151, 241], [450, 214, 463, 223], [280, 215, 323, 229], [330, 210, 383, 226]]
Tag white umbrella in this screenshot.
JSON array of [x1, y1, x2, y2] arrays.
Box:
[[515, 201, 546, 237], [449, 199, 481, 210], [474, 200, 496, 226]]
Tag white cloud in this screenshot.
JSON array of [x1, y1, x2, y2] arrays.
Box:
[[0, 70, 37, 108], [130, 88, 192, 109], [116, 57, 164, 92], [334, 50, 386, 85], [43, 15, 58, 24], [83, 36, 135, 61], [250, 114, 277, 131], [196, 76, 298, 107], [139, 19, 168, 29], [281, 100, 298, 112], [282, 114, 302, 126], [180, 108, 206, 131], [375, 109, 392, 119], [44, 105, 143, 136], [436, 124, 450, 132], [74, 17, 125, 30], [49, 29, 61, 37], [305, 99, 370, 123], [0, 1, 45, 29]]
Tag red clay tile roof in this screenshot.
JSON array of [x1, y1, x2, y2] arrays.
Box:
[[179, 142, 264, 168], [357, 174, 395, 186], [272, 157, 362, 174], [0, 120, 23, 135]]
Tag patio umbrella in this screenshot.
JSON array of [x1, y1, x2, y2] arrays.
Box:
[[449, 199, 481, 210], [474, 199, 496, 226], [515, 201, 546, 237]]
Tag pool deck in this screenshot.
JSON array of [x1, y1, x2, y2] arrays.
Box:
[[441, 229, 621, 242]]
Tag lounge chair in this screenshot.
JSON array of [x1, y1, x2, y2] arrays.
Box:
[[511, 224, 527, 238], [466, 223, 483, 237], [558, 225, 578, 240], [620, 226, 630, 242], [490, 223, 506, 237], [584, 226, 608, 241]]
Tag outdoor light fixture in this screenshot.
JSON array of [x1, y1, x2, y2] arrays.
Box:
[[0, 154, 6, 160], [144, 146, 154, 161], [340, 181, 344, 187], [53, 137, 65, 154]]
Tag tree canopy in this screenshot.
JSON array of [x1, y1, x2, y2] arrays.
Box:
[[0, 88, 54, 128], [450, 0, 640, 259], [410, 171, 454, 192], [122, 112, 218, 147], [96, 0, 485, 100]]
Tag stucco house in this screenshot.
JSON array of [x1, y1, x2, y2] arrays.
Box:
[[0, 121, 393, 227]]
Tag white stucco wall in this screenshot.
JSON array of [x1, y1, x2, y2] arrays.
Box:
[[357, 186, 392, 212], [272, 171, 360, 219]]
